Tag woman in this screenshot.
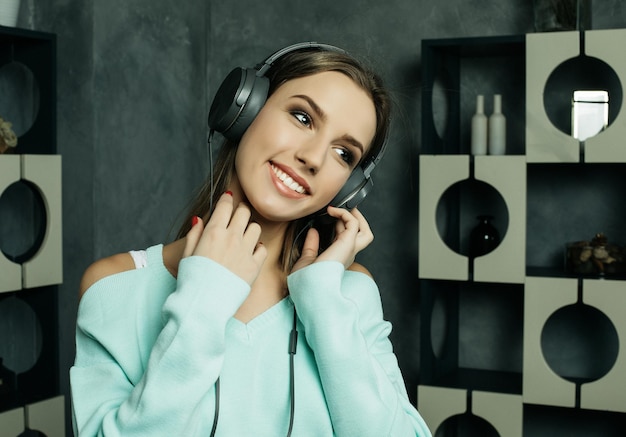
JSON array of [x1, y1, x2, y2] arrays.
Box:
[[71, 43, 431, 437]]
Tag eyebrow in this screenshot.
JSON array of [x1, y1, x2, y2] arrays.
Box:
[[292, 94, 365, 156]]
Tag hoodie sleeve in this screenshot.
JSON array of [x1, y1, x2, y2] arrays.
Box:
[[70, 256, 250, 437], [287, 261, 432, 437]]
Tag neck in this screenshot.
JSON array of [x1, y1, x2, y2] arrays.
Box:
[[235, 202, 293, 324]]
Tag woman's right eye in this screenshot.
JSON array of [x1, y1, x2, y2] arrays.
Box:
[[292, 111, 312, 127]]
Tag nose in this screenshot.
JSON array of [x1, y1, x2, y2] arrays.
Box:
[[295, 138, 327, 175]]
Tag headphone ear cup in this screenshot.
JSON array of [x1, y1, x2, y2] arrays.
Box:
[[330, 167, 372, 210], [226, 74, 269, 141], [208, 67, 270, 141]]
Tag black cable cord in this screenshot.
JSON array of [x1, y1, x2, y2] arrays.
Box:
[[286, 307, 298, 437], [207, 129, 215, 212], [209, 377, 220, 437], [208, 308, 298, 437]]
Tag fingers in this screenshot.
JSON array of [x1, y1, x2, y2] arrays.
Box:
[[206, 192, 236, 230], [183, 216, 203, 258], [327, 206, 373, 247], [349, 207, 374, 249], [314, 206, 373, 269], [291, 228, 320, 273], [183, 193, 265, 285]]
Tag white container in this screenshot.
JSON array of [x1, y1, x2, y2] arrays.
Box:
[[0, 0, 21, 27], [471, 94, 488, 155], [572, 90, 609, 142], [489, 94, 507, 155]]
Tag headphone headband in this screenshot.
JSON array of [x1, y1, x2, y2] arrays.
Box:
[[255, 42, 347, 76]]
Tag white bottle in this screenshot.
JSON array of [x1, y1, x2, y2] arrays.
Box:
[[471, 95, 487, 155], [488, 94, 506, 155]]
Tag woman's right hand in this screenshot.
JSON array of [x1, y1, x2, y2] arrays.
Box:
[[182, 192, 267, 285]]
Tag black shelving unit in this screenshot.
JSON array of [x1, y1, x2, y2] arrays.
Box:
[[417, 33, 626, 436], [0, 25, 60, 421]]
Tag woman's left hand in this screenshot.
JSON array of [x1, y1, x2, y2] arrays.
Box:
[[292, 206, 373, 272]]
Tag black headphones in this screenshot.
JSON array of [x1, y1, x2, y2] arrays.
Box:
[[207, 42, 386, 210]]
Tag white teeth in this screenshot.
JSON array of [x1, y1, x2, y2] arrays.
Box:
[[271, 165, 306, 194]]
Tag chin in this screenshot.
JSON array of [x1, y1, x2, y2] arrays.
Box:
[[252, 200, 319, 224]]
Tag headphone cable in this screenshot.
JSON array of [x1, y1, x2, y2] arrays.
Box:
[[207, 129, 215, 215], [209, 377, 220, 437], [286, 307, 298, 437], [208, 308, 298, 436]]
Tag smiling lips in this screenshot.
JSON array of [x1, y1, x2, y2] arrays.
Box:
[[270, 163, 308, 195]]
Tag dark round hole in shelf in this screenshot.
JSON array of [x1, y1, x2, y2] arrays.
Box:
[[430, 289, 447, 360], [0, 61, 40, 138], [435, 179, 509, 257], [18, 429, 46, 437], [541, 302, 619, 383], [0, 295, 43, 374], [543, 55, 622, 138], [436, 413, 499, 437], [0, 180, 47, 263], [431, 75, 450, 140]]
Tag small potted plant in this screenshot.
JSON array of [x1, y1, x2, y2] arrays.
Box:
[[0, 116, 17, 154]]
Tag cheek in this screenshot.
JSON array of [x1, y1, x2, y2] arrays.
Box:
[[321, 172, 352, 200]]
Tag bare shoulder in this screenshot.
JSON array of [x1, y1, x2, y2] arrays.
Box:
[[347, 262, 373, 279], [79, 252, 136, 300]]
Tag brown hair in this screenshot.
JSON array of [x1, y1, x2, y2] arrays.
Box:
[[176, 46, 391, 272]]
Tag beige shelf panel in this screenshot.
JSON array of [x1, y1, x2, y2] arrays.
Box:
[[419, 155, 469, 281], [523, 276, 578, 408], [0, 155, 63, 292], [0, 155, 22, 293], [25, 395, 66, 437], [0, 407, 25, 436], [584, 29, 626, 163], [473, 156, 526, 284], [526, 31, 581, 163], [417, 385, 467, 434], [20, 154, 63, 289], [473, 391, 523, 437], [581, 279, 626, 412], [419, 155, 525, 283], [417, 385, 523, 436]]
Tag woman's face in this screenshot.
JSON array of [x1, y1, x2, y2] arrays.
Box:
[[233, 70, 377, 222]]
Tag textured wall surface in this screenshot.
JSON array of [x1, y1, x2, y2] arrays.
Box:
[[3, 0, 626, 435]]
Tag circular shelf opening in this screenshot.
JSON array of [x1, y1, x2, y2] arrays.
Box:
[[17, 430, 46, 437], [544, 55, 622, 140], [0, 180, 47, 263], [430, 288, 448, 360], [436, 179, 509, 257], [436, 413, 499, 437], [541, 302, 619, 383], [431, 75, 449, 140], [0, 295, 43, 374], [0, 61, 40, 140]]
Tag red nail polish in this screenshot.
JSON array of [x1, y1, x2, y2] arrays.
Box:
[[225, 191, 233, 196], [192, 216, 199, 226]]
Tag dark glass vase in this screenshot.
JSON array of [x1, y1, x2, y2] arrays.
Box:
[[469, 215, 501, 258]]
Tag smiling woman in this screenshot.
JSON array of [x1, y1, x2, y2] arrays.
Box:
[[70, 43, 432, 437]]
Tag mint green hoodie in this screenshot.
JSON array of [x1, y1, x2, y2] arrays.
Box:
[[71, 244, 431, 436]]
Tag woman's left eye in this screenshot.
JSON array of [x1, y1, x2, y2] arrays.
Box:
[[292, 111, 312, 127], [334, 147, 355, 166]]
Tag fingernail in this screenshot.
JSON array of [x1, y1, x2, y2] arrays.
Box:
[[192, 216, 199, 226], [225, 191, 233, 196]]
